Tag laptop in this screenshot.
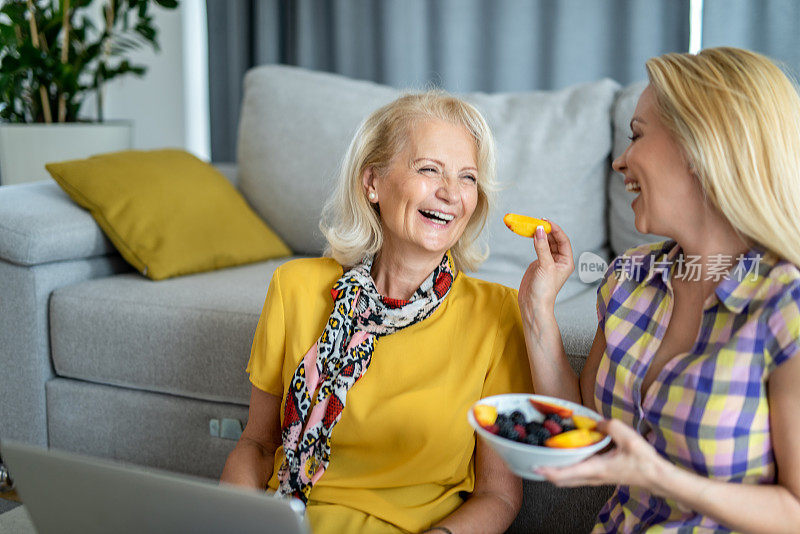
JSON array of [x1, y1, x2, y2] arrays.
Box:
[[1, 440, 309, 534]]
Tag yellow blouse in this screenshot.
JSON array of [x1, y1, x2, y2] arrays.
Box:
[[246, 257, 533, 533]]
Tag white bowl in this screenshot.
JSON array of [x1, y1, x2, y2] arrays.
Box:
[[467, 393, 611, 481]]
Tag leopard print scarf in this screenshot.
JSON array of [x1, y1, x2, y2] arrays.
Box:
[[275, 252, 455, 505]]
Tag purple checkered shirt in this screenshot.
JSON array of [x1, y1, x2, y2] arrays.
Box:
[[592, 240, 800, 532]]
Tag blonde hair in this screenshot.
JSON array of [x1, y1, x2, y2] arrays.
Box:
[[646, 47, 800, 265], [320, 91, 497, 272]]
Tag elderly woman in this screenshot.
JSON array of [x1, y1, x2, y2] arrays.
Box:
[[520, 47, 800, 532], [221, 92, 533, 534]]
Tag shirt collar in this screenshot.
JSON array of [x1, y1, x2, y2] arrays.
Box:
[[630, 241, 777, 313], [633, 240, 680, 286], [713, 245, 776, 313]]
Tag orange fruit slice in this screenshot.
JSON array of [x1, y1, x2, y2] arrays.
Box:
[[544, 428, 604, 449], [571, 415, 598, 430], [503, 214, 552, 237], [529, 399, 572, 418], [473, 404, 498, 427]]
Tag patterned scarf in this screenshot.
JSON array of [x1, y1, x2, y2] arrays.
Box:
[[275, 252, 455, 505]]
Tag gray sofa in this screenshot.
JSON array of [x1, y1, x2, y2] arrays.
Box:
[[0, 65, 654, 532]]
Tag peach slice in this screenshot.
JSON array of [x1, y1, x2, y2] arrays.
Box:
[[473, 404, 498, 428], [571, 415, 598, 430], [529, 399, 572, 418], [503, 214, 552, 237], [544, 428, 604, 449]]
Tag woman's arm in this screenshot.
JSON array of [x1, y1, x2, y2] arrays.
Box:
[[538, 353, 800, 533], [519, 221, 605, 409], [423, 439, 521, 534], [220, 385, 283, 490]]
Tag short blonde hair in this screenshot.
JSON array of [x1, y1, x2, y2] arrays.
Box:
[[646, 47, 800, 265], [320, 91, 497, 272]]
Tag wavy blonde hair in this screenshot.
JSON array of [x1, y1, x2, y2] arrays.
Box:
[[320, 91, 497, 272], [646, 47, 800, 265]]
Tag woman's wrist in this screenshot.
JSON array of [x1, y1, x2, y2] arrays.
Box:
[[522, 303, 558, 333], [647, 452, 685, 500]]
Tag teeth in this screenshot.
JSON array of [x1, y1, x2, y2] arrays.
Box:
[[420, 209, 454, 222], [625, 181, 641, 193]]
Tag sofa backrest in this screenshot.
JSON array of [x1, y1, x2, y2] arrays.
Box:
[[607, 81, 666, 257], [237, 65, 623, 300]]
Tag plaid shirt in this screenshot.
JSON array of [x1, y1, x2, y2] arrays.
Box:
[[592, 240, 800, 533]]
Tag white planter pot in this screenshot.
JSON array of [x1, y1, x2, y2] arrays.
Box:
[[0, 122, 133, 185]]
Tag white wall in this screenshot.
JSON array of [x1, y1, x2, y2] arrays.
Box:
[[80, 1, 210, 160]]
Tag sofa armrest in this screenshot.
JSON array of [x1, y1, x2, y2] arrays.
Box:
[[0, 181, 117, 266], [0, 181, 133, 445]]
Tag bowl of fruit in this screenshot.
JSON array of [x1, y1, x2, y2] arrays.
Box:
[[468, 394, 611, 480]]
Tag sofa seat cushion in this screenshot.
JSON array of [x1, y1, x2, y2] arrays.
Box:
[[553, 285, 599, 365], [50, 251, 597, 409], [50, 258, 299, 406], [46, 378, 249, 479]]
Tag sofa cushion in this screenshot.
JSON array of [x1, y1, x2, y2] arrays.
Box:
[[238, 65, 619, 300], [49, 258, 299, 406], [45, 149, 291, 280], [553, 285, 599, 366], [608, 82, 666, 256]]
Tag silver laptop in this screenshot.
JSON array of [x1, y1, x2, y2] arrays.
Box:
[[1, 440, 309, 534]]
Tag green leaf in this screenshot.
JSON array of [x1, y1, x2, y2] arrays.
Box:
[[0, 2, 28, 22], [153, 0, 178, 9], [133, 22, 156, 43], [0, 55, 22, 73]]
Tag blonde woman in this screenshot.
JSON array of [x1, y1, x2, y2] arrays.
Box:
[[520, 47, 800, 532], [221, 92, 533, 534]]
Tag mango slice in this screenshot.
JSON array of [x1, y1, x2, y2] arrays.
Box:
[[503, 213, 552, 237], [473, 404, 498, 428], [571, 415, 598, 430], [544, 428, 604, 449], [529, 399, 572, 418]]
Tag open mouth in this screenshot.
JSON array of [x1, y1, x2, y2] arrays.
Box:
[[419, 209, 455, 225], [625, 179, 641, 193]]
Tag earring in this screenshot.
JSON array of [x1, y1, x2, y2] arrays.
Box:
[[368, 192, 377, 201]]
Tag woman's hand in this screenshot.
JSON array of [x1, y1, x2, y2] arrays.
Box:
[[536, 419, 669, 490], [518, 220, 574, 324]]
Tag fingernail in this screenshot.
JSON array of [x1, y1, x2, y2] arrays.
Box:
[[535, 225, 545, 239]]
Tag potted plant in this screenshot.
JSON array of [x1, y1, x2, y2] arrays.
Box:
[[0, 0, 178, 185]]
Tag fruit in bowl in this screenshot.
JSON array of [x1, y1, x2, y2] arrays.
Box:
[[467, 394, 612, 480]]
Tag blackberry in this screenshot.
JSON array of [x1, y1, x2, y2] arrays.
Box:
[[525, 420, 543, 434], [524, 433, 541, 446], [497, 417, 517, 441], [525, 425, 551, 446], [510, 410, 526, 426]]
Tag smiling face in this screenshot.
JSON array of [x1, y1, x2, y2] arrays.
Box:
[[613, 85, 706, 237], [363, 118, 480, 263]]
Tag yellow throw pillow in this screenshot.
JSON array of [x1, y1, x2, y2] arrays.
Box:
[[46, 149, 291, 280]]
